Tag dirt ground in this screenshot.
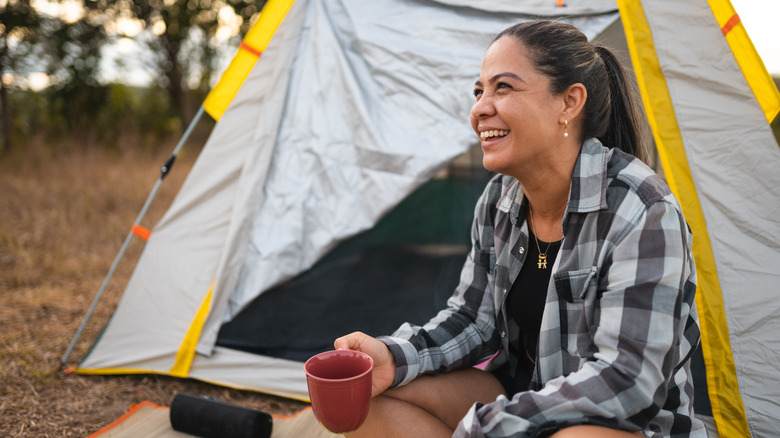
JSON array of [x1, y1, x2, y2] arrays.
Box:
[[0, 139, 307, 437]]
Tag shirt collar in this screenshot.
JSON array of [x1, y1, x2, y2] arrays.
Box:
[[567, 138, 610, 213]]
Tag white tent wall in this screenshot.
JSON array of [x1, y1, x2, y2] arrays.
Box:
[[635, 1, 780, 436]]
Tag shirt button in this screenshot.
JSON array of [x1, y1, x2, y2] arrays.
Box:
[[503, 288, 507, 295], [518, 246, 525, 254], [501, 331, 506, 338]]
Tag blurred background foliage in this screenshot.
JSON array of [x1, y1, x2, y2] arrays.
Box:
[[1, 0, 266, 153]]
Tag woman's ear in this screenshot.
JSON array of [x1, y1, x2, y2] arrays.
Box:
[[561, 83, 587, 122]]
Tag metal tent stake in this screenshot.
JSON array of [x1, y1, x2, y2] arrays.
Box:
[[61, 106, 206, 366]]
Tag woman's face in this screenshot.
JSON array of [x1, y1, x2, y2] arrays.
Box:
[[471, 36, 565, 179]]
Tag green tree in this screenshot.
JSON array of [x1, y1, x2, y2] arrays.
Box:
[[0, 0, 40, 152], [38, 9, 109, 136]]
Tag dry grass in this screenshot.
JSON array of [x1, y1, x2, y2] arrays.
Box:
[[0, 138, 306, 437]]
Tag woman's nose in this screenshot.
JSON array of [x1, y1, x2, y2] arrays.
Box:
[[471, 95, 494, 119]]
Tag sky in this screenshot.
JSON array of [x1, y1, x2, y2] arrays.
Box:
[[731, 0, 780, 75]]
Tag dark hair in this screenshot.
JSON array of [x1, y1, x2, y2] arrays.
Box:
[[493, 20, 646, 161]]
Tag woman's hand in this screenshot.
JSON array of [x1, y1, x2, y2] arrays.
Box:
[[334, 331, 396, 397]]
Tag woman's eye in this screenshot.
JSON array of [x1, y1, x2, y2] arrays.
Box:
[[496, 82, 510, 90], [473, 88, 483, 99]]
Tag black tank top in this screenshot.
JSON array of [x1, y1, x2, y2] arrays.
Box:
[[505, 229, 562, 392]]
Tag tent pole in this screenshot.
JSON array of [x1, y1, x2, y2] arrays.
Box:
[[61, 106, 206, 367]]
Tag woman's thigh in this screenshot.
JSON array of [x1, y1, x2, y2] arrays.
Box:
[[382, 367, 506, 430]]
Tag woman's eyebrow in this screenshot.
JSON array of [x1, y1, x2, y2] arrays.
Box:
[[491, 72, 525, 83], [474, 72, 526, 88]]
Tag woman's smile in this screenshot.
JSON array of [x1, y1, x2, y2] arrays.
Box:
[[478, 129, 510, 150], [479, 129, 510, 141]]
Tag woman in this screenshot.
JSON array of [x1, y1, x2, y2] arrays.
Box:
[[335, 20, 705, 437]]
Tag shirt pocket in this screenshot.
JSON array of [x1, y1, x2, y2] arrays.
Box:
[[553, 266, 597, 303], [553, 267, 599, 357]]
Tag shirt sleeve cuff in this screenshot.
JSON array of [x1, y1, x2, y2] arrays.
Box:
[[377, 335, 420, 387]]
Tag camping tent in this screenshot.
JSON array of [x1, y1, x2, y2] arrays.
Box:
[[72, 0, 780, 436]]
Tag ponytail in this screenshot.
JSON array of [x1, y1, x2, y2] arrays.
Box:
[[494, 21, 647, 161], [592, 45, 646, 161]]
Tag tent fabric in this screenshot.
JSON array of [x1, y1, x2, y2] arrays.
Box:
[[76, 0, 780, 436], [426, 0, 615, 15], [618, 0, 780, 436]]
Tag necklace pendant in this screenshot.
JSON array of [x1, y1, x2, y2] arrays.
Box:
[[537, 254, 548, 269]]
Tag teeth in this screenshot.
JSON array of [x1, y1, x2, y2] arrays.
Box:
[[480, 130, 509, 140]]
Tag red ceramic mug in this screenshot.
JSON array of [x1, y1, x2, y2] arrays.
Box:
[[304, 350, 374, 433]]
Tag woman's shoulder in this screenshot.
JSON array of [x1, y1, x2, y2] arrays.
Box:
[[606, 148, 674, 208]]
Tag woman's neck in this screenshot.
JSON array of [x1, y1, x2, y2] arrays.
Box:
[[514, 140, 579, 241], [521, 171, 571, 242], [525, 194, 567, 242]]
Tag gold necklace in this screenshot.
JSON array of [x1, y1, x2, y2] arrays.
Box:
[[528, 205, 553, 269]]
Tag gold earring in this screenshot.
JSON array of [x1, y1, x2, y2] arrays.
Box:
[[563, 120, 569, 138]]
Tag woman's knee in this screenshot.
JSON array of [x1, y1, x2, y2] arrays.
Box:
[[345, 394, 452, 438], [381, 368, 505, 429]]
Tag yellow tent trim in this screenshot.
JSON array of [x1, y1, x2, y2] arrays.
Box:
[[616, 1, 750, 436], [203, 0, 296, 120], [179, 376, 311, 403], [169, 285, 214, 377], [710, 0, 780, 124]]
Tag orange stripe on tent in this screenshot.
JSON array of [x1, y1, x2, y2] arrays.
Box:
[[131, 225, 151, 241], [721, 13, 740, 35], [556, 0, 565, 6], [239, 41, 263, 57]]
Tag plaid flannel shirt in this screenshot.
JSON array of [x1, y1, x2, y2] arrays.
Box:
[[379, 139, 706, 437]]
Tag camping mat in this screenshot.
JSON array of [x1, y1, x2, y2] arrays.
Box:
[[88, 402, 341, 438]]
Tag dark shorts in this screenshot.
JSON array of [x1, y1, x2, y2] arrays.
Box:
[[489, 360, 533, 397], [490, 368, 517, 397]]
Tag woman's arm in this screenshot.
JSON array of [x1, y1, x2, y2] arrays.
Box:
[[378, 175, 508, 387]]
